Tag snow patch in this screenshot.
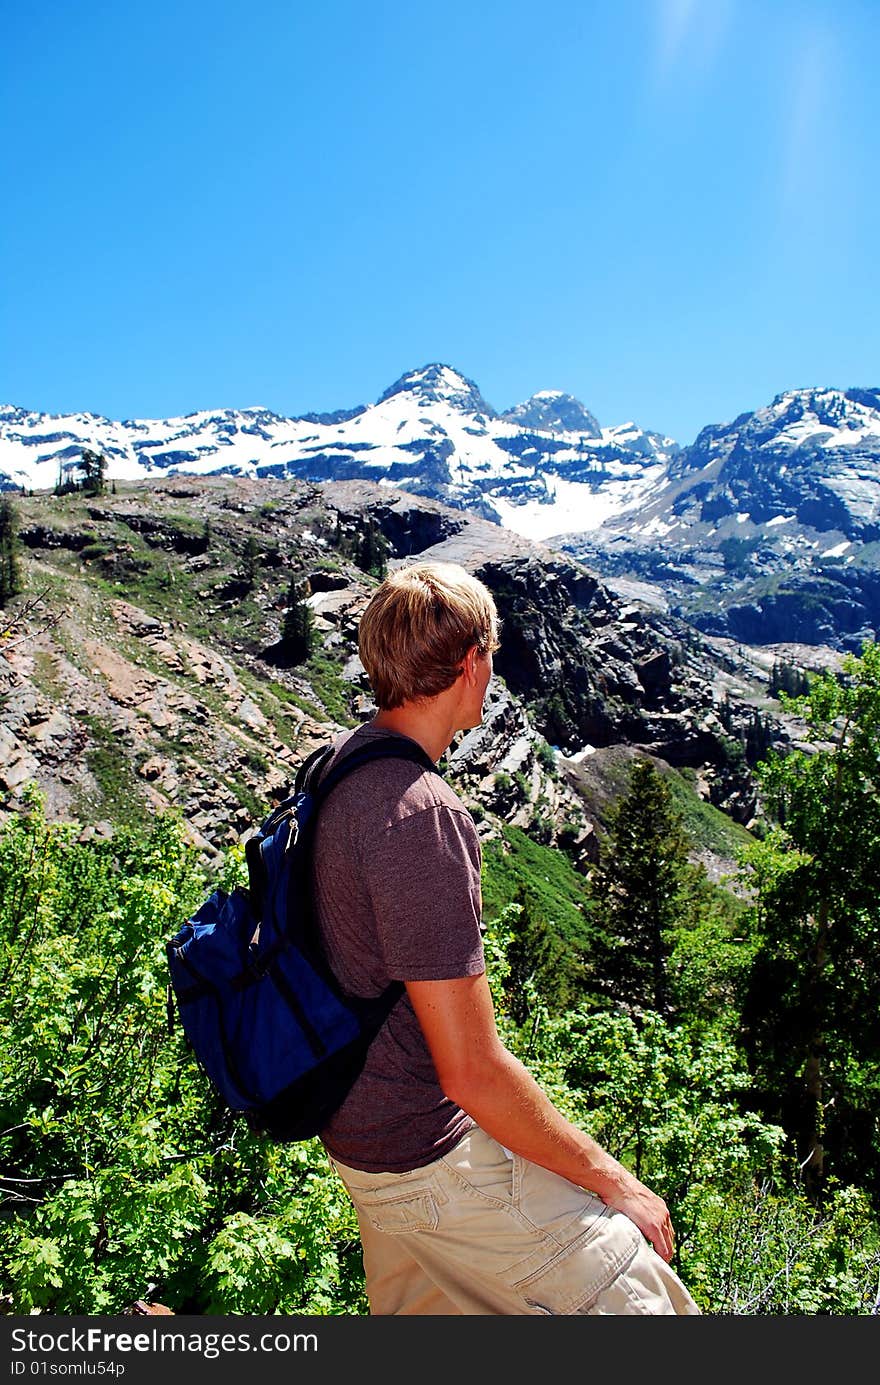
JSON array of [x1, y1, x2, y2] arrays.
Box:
[[568, 745, 597, 762]]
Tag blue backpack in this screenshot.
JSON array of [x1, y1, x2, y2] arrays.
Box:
[[166, 735, 438, 1141]]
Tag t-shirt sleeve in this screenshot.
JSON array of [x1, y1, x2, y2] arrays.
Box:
[[363, 803, 485, 981]]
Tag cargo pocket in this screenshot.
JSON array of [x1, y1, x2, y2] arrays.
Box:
[[509, 1207, 641, 1315], [349, 1186, 440, 1236]]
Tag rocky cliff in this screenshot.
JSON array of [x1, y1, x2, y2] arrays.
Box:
[[1, 476, 817, 876]]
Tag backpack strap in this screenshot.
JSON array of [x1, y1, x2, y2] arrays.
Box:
[[297, 735, 442, 1018], [252, 739, 439, 909], [309, 735, 440, 805], [292, 742, 337, 796]]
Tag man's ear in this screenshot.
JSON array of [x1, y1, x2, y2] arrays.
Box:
[[462, 644, 479, 682]]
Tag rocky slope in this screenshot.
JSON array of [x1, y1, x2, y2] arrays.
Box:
[[0, 476, 818, 875]]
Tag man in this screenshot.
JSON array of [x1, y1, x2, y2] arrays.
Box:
[[312, 559, 699, 1315]]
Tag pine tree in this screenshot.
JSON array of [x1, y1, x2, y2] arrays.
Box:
[[745, 708, 773, 763], [588, 758, 694, 1016], [769, 658, 811, 699], [718, 690, 735, 731], [355, 518, 389, 579], [78, 449, 107, 496], [54, 462, 79, 497], [239, 536, 260, 588], [0, 496, 24, 607], [281, 579, 315, 665], [502, 885, 570, 1027]]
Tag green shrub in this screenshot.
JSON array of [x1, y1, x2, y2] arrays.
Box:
[[0, 792, 367, 1315]]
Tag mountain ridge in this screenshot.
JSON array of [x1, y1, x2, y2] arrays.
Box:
[[0, 365, 679, 528], [4, 366, 880, 650]]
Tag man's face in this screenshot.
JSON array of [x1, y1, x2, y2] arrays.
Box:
[[461, 648, 493, 731]]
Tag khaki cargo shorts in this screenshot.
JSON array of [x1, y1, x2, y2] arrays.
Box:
[[331, 1126, 701, 1315]]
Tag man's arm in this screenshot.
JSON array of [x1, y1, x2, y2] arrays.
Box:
[[406, 972, 676, 1263]]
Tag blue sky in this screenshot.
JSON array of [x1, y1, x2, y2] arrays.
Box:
[[2, 0, 877, 446]]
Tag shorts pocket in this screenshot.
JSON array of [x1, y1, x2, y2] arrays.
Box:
[[349, 1186, 440, 1235], [509, 1208, 642, 1315]]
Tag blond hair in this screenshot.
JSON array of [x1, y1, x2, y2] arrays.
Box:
[[358, 561, 500, 710]]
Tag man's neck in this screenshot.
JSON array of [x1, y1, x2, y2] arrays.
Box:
[[370, 706, 454, 765]]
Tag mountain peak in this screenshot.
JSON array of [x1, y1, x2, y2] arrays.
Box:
[[756, 385, 880, 436], [501, 391, 602, 438], [376, 364, 497, 417]]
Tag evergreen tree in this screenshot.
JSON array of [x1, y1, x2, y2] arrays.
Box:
[[78, 448, 107, 496], [744, 708, 773, 764], [769, 659, 811, 699], [355, 518, 389, 579], [502, 885, 573, 1027], [0, 496, 24, 607], [718, 691, 735, 732], [281, 579, 315, 665], [587, 758, 694, 1016], [239, 536, 260, 588], [738, 640, 880, 1200], [54, 462, 79, 497]]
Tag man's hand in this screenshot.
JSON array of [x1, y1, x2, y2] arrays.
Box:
[[600, 1178, 676, 1263]]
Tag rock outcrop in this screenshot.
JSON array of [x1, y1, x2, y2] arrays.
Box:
[[0, 476, 805, 871]]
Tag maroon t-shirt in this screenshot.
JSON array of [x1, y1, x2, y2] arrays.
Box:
[[311, 723, 485, 1171]]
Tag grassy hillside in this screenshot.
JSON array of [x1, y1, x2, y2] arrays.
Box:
[[482, 821, 593, 943], [564, 743, 754, 881]]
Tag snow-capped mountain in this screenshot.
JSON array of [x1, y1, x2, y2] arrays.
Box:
[[5, 367, 879, 649], [675, 386, 880, 537], [569, 385, 880, 553], [0, 363, 677, 538], [558, 385, 880, 651], [500, 390, 602, 437]]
